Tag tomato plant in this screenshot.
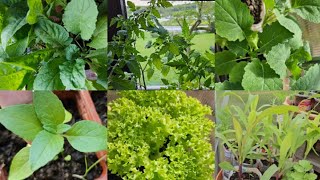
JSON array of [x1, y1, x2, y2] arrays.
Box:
[[0, 91, 108, 179], [0, 0, 107, 90], [215, 0, 320, 90], [108, 0, 215, 90]]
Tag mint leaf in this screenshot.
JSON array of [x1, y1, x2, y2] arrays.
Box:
[[65, 121, 107, 152], [88, 16, 108, 49], [229, 61, 247, 83], [292, 0, 320, 23], [62, 0, 98, 40], [33, 91, 65, 127], [0, 104, 43, 141], [65, 44, 79, 61], [59, 59, 86, 90], [56, 124, 71, 134], [215, 51, 237, 75], [26, 0, 43, 25], [1, 17, 27, 49], [265, 43, 291, 79], [8, 147, 33, 180], [0, 64, 27, 90], [215, 0, 254, 41], [35, 17, 72, 47], [242, 59, 283, 90], [29, 130, 64, 171], [291, 64, 320, 90], [258, 21, 294, 53], [33, 59, 65, 90]]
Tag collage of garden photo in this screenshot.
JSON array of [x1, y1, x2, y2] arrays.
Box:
[[0, 0, 320, 179]]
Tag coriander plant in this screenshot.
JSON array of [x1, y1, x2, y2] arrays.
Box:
[[108, 91, 214, 179], [215, 0, 320, 90], [0, 91, 108, 180], [0, 0, 107, 90]]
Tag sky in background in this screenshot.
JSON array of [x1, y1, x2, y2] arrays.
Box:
[[128, 0, 193, 6]]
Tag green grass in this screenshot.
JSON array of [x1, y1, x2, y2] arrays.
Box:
[[136, 32, 214, 86]]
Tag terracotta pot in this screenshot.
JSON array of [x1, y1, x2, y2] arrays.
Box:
[[216, 169, 223, 180], [0, 91, 108, 180]]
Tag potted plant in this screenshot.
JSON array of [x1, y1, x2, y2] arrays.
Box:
[[0, 91, 108, 180], [107, 91, 215, 179]]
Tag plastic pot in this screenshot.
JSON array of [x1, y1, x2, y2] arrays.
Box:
[[0, 91, 107, 180]]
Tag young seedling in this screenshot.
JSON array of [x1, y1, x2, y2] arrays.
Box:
[[0, 91, 108, 180]]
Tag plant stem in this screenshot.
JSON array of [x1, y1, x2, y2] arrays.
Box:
[[83, 154, 107, 177], [238, 163, 243, 180]]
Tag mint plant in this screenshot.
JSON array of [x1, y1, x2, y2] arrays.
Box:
[[108, 91, 214, 179], [0, 0, 107, 90], [215, 0, 320, 90], [108, 0, 214, 90], [0, 91, 108, 180], [284, 160, 317, 180]]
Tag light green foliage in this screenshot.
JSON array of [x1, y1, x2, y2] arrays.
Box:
[[0, 91, 108, 179], [59, 59, 86, 90], [215, 0, 320, 90], [62, 0, 98, 40], [285, 160, 317, 180], [108, 91, 214, 179], [88, 16, 108, 49], [26, 0, 43, 24]]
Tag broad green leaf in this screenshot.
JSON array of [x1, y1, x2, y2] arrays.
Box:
[[151, 8, 160, 18], [219, 161, 236, 171], [227, 40, 249, 57], [29, 130, 64, 171], [274, 10, 303, 50], [3, 48, 55, 71], [292, 0, 320, 23], [161, 1, 172, 8], [62, 0, 98, 40], [291, 64, 320, 90], [161, 65, 170, 76], [8, 147, 33, 180], [6, 36, 29, 57], [0, 64, 27, 90], [242, 60, 283, 90], [33, 59, 65, 90], [65, 44, 79, 61], [109, 76, 136, 90], [35, 17, 72, 47], [215, 51, 237, 75], [151, 53, 162, 70], [127, 1, 135, 11], [279, 132, 292, 167], [59, 59, 86, 90], [233, 118, 242, 147], [0, 104, 43, 141], [181, 18, 189, 39], [258, 21, 294, 53], [33, 91, 65, 127], [147, 68, 154, 80], [169, 43, 179, 55], [65, 120, 107, 152], [215, 0, 254, 41], [88, 16, 108, 49], [127, 59, 141, 78], [229, 61, 247, 83], [215, 81, 243, 90], [26, 0, 43, 24], [64, 110, 72, 123], [265, 43, 291, 79], [1, 17, 27, 49], [261, 164, 279, 180], [56, 124, 71, 134]]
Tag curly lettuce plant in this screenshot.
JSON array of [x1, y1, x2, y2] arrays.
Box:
[[0, 91, 108, 180], [108, 0, 214, 90], [108, 91, 214, 179], [0, 0, 107, 90], [215, 0, 320, 90]]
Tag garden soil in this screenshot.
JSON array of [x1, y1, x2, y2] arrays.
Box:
[[0, 92, 106, 180]]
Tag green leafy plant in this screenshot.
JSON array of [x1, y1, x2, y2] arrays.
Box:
[[108, 0, 214, 90], [0, 0, 107, 90], [0, 91, 108, 180], [215, 0, 320, 90], [108, 91, 214, 179], [284, 160, 317, 180]]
